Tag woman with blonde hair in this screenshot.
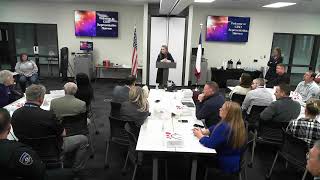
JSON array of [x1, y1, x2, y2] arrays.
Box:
[[193, 101, 246, 175], [119, 86, 150, 128]]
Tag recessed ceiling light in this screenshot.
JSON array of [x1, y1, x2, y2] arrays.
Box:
[[263, 2, 297, 8], [194, 0, 215, 3]]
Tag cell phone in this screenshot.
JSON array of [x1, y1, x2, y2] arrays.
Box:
[[193, 124, 204, 128], [178, 120, 188, 123]]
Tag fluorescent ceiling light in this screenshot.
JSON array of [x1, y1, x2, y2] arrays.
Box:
[[263, 2, 297, 8], [194, 0, 215, 3]]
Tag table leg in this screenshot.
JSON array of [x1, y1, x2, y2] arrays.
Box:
[[152, 157, 158, 180], [191, 159, 197, 180]]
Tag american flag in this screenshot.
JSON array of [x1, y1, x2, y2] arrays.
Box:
[[195, 31, 202, 80], [131, 27, 138, 76]]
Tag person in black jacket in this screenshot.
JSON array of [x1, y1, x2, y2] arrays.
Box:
[[266, 63, 290, 88], [195, 81, 225, 127], [265, 47, 283, 82], [75, 73, 94, 109], [0, 108, 47, 180], [156, 45, 174, 86]]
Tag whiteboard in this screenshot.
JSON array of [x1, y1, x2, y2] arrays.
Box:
[[149, 17, 186, 86]]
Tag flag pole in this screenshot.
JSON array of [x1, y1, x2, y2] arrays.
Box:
[[195, 23, 203, 92]]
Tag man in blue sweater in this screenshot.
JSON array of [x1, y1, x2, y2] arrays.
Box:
[[195, 81, 225, 127]]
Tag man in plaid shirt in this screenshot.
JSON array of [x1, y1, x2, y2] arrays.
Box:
[[287, 100, 320, 146]]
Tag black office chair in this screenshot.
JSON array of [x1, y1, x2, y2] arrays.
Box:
[[104, 100, 129, 169], [248, 119, 285, 168], [61, 113, 89, 136], [231, 94, 246, 106], [204, 141, 249, 180], [19, 135, 63, 169], [266, 131, 309, 180], [61, 113, 94, 158]]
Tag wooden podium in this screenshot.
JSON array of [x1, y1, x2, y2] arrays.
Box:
[[156, 62, 176, 86]]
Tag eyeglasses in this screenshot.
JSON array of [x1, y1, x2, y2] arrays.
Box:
[[306, 152, 310, 160]]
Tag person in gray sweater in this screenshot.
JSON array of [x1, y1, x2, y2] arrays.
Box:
[[15, 53, 38, 92], [260, 83, 301, 123]]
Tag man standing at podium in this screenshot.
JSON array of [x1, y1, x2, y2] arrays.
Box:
[[156, 45, 174, 87]]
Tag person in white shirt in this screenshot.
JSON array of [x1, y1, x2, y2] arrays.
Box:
[[242, 78, 273, 115], [229, 73, 252, 98], [15, 53, 38, 92], [295, 71, 320, 102]]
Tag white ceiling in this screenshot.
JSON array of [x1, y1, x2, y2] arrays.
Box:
[[9, 0, 320, 13]]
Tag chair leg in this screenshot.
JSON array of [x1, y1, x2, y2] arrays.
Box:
[[122, 151, 129, 175], [91, 117, 99, 135], [104, 141, 110, 168], [302, 169, 308, 180], [266, 152, 279, 179], [248, 130, 257, 167], [165, 160, 168, 180], [88, 133, 95, 158], [244, 166, 248, 180], [132, 164, 138, 180]]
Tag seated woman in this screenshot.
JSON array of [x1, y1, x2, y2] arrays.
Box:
[[15, 53, 38, 92], [287, 100, 320, 146], [0, 70, 17, 108], [119, 86, 149, 136], [193, 101, 246, 175], [75, 73, 94, 110], [229, 73, 252, 98]]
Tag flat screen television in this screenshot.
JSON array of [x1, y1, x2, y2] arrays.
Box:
[[80, 41, 93, 51], [74, 10, 118, 37], [206, 16, 250, 42]]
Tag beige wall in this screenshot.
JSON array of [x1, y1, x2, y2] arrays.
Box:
[[0, 0, 144, 69]]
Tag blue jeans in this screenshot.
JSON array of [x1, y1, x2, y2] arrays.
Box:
[[19, 73, 39, 92]]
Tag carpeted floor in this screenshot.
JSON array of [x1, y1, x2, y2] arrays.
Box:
[[40, 78, 312, 180]]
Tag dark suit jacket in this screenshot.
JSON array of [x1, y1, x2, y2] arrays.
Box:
[[0, 84, 17, 108], [195, 93, 225, 127], [266, 73, 290, 88], [156, 52, 174, 84], [112, 85, 130, 103], [265, 56, 283, 81]]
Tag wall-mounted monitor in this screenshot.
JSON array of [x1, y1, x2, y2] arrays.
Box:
[[74, 10, 118, 37], [80, 41, 93, 51], [206, 16, 250, 42]]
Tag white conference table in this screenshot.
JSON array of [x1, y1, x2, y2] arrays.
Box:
[[3, 90, 65, 140], [136, 89, 216, 180]]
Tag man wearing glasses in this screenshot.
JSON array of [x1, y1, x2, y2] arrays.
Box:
[[307, 140, 320, 179]]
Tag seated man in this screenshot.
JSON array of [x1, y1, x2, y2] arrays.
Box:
[[11, 84, 89, 176], [50, 82, 86, 119], [112, 75, 136, 103], [195, 81, 225, 127], [260, 83, 300, 123], [242, 78, 273, 115], [287, 100, 320, 146], [306, 140, 320, 178], [295, 71, 320, 102], [266, 64, 290, 88], [0, 108, 46, 180]]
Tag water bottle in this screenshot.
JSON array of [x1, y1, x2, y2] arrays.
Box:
[[236, 59, 241, 69], [156, 83, 159, 90]]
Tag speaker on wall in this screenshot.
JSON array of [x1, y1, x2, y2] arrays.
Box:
[[60, 47, 68, 81]]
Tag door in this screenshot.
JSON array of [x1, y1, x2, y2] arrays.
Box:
[[0, 23, 16, 71], [149, 17, 186, 86]]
